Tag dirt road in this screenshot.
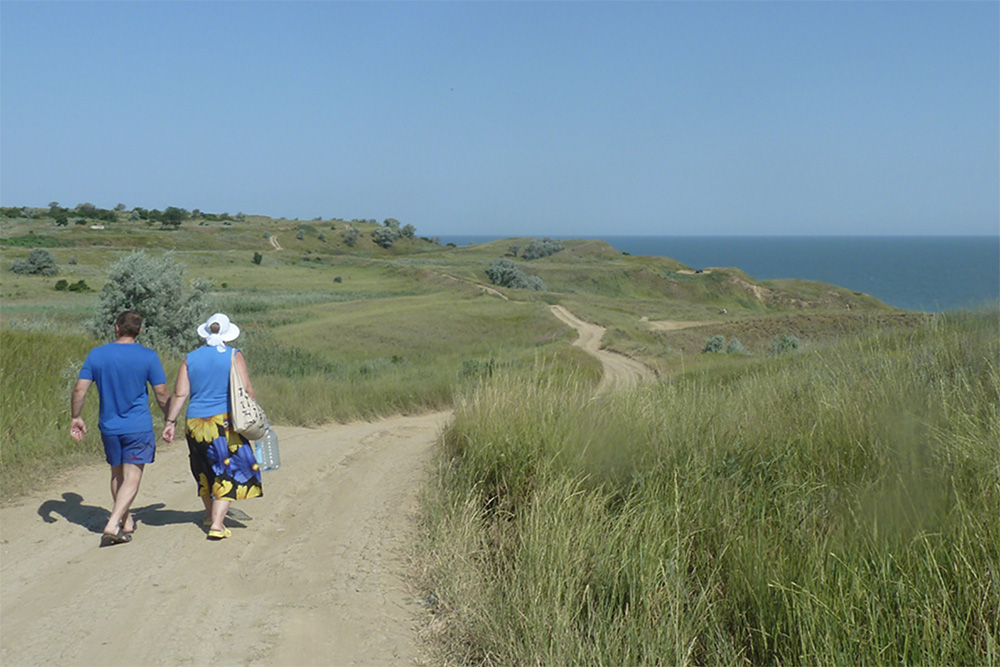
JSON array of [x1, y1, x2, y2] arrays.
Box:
[[1, 306, 653, 667], [549, 305, 655, 391], [1, 412, 450, 667]]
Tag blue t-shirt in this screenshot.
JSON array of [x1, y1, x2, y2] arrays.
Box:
[[79, 342, 167, 435], [186, 345, 238, 419]]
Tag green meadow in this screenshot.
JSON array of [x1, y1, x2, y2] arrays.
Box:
[[2, 209, 997, 664]]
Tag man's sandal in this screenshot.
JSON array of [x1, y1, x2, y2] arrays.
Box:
[[100, 529, 131, 547]]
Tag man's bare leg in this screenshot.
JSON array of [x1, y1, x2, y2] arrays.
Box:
[[104, 463, 143, 535]]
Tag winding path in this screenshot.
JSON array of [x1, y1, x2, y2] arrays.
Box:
[[549, 305, 655, 392]]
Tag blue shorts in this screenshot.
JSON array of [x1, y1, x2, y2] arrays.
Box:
[[101, 431, 156, 467]]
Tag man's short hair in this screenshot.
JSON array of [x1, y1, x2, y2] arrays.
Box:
[[116, 311, 143, 338]]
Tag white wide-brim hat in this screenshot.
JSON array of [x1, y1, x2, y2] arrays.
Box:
[[197, 313, 240, 343]]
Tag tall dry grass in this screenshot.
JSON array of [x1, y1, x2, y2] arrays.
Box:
[[421, 307, 1000, 665]]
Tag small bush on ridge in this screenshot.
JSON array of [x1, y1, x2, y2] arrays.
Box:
[[770, 333, 800, 355], [703, 334, 725, 353], [485, 258, 547, 291]]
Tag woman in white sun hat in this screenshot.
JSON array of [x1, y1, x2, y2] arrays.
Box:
[[162, 313, 263, 540]]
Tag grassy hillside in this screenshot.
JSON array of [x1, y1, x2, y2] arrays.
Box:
[[421, 308, 1000, 665], [0, 209, 913, 499]]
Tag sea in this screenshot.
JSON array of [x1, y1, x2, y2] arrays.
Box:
[[436, 235, 1000, 313]]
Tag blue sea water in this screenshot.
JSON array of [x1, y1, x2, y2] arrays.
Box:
[[437, 235, 1000, 313]]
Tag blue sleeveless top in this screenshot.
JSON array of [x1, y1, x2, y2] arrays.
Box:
[[186, 345, 238, 419]]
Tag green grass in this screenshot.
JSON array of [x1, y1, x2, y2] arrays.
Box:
[[420, 307, 1000, 665]]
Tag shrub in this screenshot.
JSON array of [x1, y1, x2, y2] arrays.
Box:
[[68, 280, 91, 292], [485, 259, 547, 291], [343, 227, 359, 247], [702, 334, 725, 353], [770, 333, 800, 355], [88, 250, 209, 352], [253, 252, 263, 265], [54, 279, 69, 291], [11, 249, 58, 276], [521, 237, 564, 260], [372, 226, 400, 248], [296, 229, 305, 240], [400, 223, 416, 239], [726, 338, 748, 354]]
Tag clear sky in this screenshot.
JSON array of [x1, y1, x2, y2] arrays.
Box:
[[1, 1, 997, 236]]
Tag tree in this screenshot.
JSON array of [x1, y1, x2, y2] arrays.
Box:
[[162, 206, 187, 229], [400, 223, 416, 239], [49, 201, 60, 209], [114, 203, 126, 211], [88, 250, 209, 352], [383, 218, 400, 229]]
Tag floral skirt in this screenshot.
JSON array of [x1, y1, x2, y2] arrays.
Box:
[[185, 413, 263, 501]]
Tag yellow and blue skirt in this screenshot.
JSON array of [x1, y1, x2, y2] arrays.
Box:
[[185, 413, 263, 501]]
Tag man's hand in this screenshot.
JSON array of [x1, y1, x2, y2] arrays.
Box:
[[162, 422, 176, 444], [70, 417, 87, 442]]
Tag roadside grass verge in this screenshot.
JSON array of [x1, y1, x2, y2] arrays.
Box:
[[0, 331, 127, 499], [420, 307, 1000, 665]]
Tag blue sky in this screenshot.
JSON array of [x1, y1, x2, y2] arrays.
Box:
[[2, 2, 997, 236]]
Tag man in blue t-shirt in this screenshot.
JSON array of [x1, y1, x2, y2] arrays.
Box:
[[70, 311, 170, 546]]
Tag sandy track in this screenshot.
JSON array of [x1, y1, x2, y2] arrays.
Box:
[[549, 305, 655, 391], [1, 412, 450, 667], [269, 235, 283, 250]]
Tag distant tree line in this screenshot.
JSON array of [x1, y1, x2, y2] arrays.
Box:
[[2, 205, 437, 249]]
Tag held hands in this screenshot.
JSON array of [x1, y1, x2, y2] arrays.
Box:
[[70, 417, 87, 442], [162, 421, 176, 444]]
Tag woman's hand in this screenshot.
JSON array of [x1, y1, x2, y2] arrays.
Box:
[[162, 422, 176, 444]]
